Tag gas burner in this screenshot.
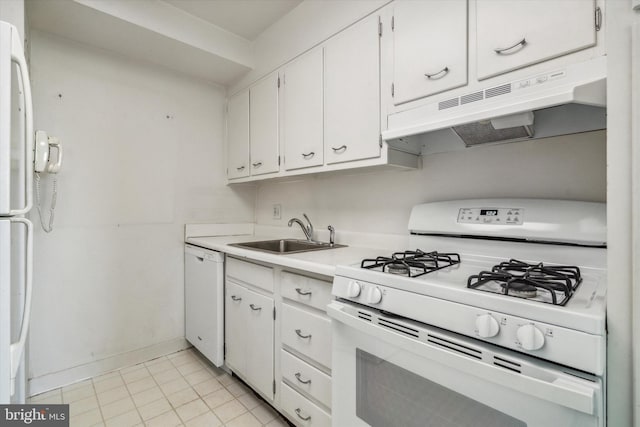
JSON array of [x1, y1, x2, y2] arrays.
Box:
[[361, 250, 461, 278], [467, 259, 582, 305], [500, 281, 537, 298], [386, 263, 410, 275]]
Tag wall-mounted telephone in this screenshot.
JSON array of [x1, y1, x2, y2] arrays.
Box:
[[34, 130, 62, 232]]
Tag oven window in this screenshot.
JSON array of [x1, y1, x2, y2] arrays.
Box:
[[356, 349, 526, 427]]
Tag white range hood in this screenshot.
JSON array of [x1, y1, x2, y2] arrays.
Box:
[[383, 56, 607, 153]]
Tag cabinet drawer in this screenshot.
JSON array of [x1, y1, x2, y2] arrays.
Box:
[[281, 303, 331, 369], [226, 257, 274, 292], [281, 271, 332, 312], [281, 349, 331, 408], [280, 383, 331, 427]]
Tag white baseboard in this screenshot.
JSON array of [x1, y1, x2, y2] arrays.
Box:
[[28, 337, 190, 396]]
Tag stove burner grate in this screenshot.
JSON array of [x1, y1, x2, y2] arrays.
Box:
[[361, 249, 461, 278], [467, 259, 582, 305]]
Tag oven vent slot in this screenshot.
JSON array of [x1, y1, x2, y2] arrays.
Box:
[[485, 83, 512, 99], [378, 318, 419, 338], [357, 311, 373, 322], [427, 334, 482, 360], [493, 356, 522, 373]]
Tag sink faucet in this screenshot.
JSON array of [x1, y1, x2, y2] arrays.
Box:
[[327, 225, 335, 246], [288, 213, 314, 242]]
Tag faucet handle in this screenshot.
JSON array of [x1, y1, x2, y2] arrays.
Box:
[[327, 225, 335, 246]]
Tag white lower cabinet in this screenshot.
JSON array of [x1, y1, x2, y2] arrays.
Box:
[[281, 349, 331, 408], [281, 303, 332, 370], [244, 288, 275, 399], [281, 383, 331, 427], [224, 259, 275, 401], [224, 263, 332, 425]]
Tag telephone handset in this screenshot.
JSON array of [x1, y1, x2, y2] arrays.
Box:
[[34, 130, 62, 233], [34, 130, 62, 173]]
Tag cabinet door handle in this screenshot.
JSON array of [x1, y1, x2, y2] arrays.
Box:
[[295, 372, 312, 385], [252, 161, 262, 168], [331, 145, 347, 153], [295, 408, 311, 421], [424, 66, 450, 80], [295, 329, 311, 339], [295, 288, 312, 296], [236, 165, 245, 171], [249, 304, 262, 311], [301, 151, 315, 159], [494, 38, 527, 55], [231, 295, 242, 302]]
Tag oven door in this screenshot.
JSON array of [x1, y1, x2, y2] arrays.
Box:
[[327, 301, 604, 427]]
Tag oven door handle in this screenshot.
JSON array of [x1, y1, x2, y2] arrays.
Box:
[[327, 301, 598, 416]]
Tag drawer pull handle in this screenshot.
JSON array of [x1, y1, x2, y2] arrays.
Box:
[[424, 66, 449, 79], [295, 288, 312, 296], [249, 304, 262, 311], [294, 372, 311, 385], [236, 166, 245, 171], [231, 295, 242, 302], [252, 161, 262, 168], [302, 151, 315, 159], [331, 145, 347, 153], [295, 408, 311, 421], [494, 38, 527, 55], [295, 329, 312, 339]]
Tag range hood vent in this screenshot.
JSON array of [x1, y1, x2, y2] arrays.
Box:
[[453, 111, 535, 146], [383, 57, 606, 154]]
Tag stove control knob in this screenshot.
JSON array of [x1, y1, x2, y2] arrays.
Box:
[[346, 281, 362, 298], [367, 287, 383, 305], [475, 314, 500, 338], [517, 324, 545, 351]]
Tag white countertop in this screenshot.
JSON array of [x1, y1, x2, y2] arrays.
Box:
[[186, 235, 386, 277]]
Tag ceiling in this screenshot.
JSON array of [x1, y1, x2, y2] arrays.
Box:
[[165, 0, 303, 41], [25, 0, 304, 85]]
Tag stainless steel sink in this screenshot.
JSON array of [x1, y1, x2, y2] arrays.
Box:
[[228, 239, 346, 254]]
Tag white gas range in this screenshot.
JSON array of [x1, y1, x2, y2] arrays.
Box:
[[328, 199, 606, 427]]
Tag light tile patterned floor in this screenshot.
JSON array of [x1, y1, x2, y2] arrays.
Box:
[[28, 349, 291, 427]]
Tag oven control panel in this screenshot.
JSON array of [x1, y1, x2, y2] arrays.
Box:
[[457, 207, 524, 225], [332, 274, 605, 375]]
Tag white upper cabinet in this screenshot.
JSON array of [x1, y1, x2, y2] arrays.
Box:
[[392, 0, 468, 105], [282, 49, 324, 171], [250, 72, 280, 175], [476, 0, 597, 80], [226, 90, 249, 180], [324, 14, 381, 165]]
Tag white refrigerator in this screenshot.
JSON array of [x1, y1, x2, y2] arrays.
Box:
[[0, 20, 33, 404]]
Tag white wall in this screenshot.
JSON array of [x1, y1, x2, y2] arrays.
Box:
[[605, 2, 635, 426], [0, 0, 24, 39], [256, 131, 606, 236], [28, 31, 255, 387]]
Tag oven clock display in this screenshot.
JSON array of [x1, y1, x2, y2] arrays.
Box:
[[480, 209, 498, 216], [458, 207, 524, 225]]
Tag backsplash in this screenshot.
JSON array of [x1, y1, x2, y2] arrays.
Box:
[[255, 130, 606, 236]]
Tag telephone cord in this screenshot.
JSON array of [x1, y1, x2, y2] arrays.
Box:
[[35, 172, 57, 233]]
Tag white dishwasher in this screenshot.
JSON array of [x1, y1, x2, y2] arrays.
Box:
[[184, 244, 224, 367]]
